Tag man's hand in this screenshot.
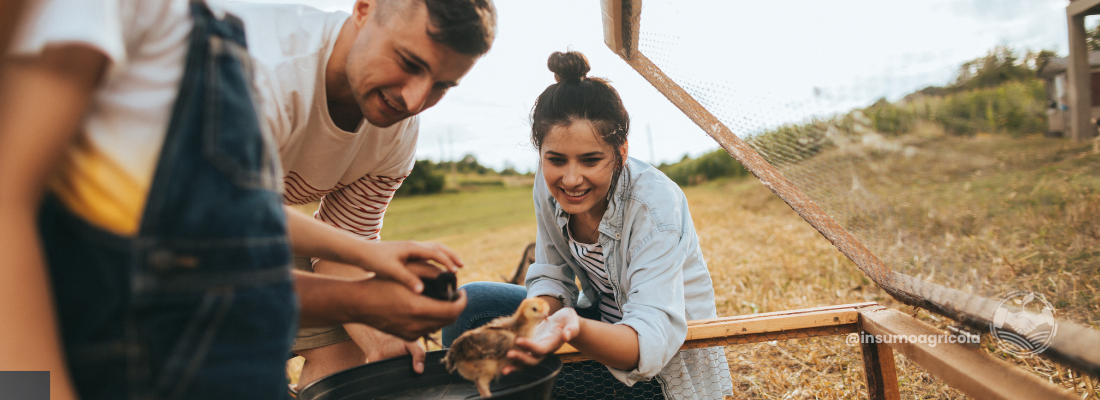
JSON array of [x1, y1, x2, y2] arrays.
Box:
[[348, 278, 466, 341], [502, 307, 581, 375], [346, 323, 427, 373], [285, 207, 464, 293], [349, 241, 463, 292], [295, 270, 467, 341]]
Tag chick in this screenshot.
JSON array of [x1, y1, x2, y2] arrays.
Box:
[[420, 271, 458, 301], [444, 298, 550, 398]]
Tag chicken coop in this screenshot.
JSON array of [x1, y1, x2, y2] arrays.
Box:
[[549, 1, 1100, 399]]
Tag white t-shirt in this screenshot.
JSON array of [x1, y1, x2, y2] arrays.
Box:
[[11, 0, 198, 235], [226, 2, 419, 240]]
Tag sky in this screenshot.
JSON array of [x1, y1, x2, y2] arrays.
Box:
[[235, 0, 1071, 172]]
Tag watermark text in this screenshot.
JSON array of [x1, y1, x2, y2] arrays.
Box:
[[846, 332, 979, 348]]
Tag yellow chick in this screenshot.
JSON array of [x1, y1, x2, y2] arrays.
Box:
[[444, 298, 550, 398]]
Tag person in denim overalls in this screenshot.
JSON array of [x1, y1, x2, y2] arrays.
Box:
[[34, 2, 296, 399], [0, 0, 466, 398]]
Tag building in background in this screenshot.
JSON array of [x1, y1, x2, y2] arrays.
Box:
[[1037, 52, 1100, 137]]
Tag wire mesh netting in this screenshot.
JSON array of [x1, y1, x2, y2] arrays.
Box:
[[589, 0, 1100, 397], [557, 333, 979, 399]]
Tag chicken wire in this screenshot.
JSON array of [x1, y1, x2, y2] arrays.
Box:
[[597, 0, 1100, 393], [558, 329, 972, 399]]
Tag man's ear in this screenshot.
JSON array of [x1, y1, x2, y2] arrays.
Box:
[[351, 0, 376, 29]]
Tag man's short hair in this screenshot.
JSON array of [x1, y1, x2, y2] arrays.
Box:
[[379, 0, 497, 56]]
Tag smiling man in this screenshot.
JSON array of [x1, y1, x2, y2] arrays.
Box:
[[223, 0, 496, 387]]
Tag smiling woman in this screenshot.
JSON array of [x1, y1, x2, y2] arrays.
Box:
[[443, 51, 733, 400], [531, 52, 631, 243]]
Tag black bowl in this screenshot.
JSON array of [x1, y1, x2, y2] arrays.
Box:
[[297, 350, 561, 400]]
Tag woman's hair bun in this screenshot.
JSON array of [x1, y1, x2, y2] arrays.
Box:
[[548, 51, 590, 82]]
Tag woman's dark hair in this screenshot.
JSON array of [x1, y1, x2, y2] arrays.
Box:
[[531, 51, 630, 200]]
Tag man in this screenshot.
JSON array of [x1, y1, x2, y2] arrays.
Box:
[[0, 0, 468, 398], [223, 0, 497, 386]]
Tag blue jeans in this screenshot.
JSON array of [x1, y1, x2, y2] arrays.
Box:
[[38, 2, 295, 399], [443, 282, 665, 400]]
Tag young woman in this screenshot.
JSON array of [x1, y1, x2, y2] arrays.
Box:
[[443, 51, 733, 400]]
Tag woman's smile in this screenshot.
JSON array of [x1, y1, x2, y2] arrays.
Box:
[[561, 188, 591, 200], [540, 120, 622, 219]]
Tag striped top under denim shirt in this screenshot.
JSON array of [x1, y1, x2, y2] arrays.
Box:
[[565, 225, 623, 323]]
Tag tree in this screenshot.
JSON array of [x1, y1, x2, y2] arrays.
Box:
[[1088, 22, 1100, 52], [952, 46, 1034, 91], [1030, 49, 1058, 74]]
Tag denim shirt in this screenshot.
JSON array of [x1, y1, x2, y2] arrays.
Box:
[[527, 158, 731, 398]]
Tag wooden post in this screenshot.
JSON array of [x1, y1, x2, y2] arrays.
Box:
[[1067, 0, 1100, 142], [1068, 13, 1093, 142], [858, 330, 901, 400], [859, 308, 1078, 400]]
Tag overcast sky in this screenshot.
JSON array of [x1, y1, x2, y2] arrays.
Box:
[[236, 0, 1071, 172]]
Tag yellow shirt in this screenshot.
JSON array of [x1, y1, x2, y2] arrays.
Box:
[[13, 0, 195, 235], [50, 134, 147, 235]]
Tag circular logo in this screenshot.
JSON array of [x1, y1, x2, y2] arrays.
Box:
[[989, 291, 1057, 356]]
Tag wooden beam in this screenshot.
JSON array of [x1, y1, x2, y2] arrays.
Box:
[[859, 308, 1078, 400], [860, 331, 901, 400], [1068, 0, 1100, 17], [1067, 10, 1095, 142], [686, 308, 858, 341], [687, 302, 877, 326], [600, 0, 623, 55], [556, 303, 873, 357], [600, 0, 641, 58], [559, 323, 860, 363]]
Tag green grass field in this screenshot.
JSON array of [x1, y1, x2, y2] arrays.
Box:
[[381, 185, 536, 241]]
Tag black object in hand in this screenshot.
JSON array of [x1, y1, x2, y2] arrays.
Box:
[[420, 271, 458, 301]]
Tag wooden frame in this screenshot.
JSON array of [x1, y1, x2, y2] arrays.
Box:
[[555, 302, 1078, 399]]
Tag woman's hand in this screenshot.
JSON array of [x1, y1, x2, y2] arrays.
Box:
[[502, 307, 581, 375]]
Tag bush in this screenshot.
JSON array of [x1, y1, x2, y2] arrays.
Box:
[[659, 148, 750, 186], [438, 154, 491, 175], [865, 98, 916, 136], [395, 160, 445, 196], [931, 79, 1046, 137]]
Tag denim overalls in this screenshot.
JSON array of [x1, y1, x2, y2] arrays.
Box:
[[37, 1, 296, 399]]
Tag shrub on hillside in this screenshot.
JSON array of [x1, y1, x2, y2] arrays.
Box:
[[865, 98, 916, 136], [659, 148, 750, 186], [746, 121, 833, 166], [932, 79, 1046, 137], [438, 154, 491, 175], [395, 160, 445, 196]]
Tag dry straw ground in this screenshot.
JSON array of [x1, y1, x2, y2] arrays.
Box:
[[288, 134, 1099, 399]]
